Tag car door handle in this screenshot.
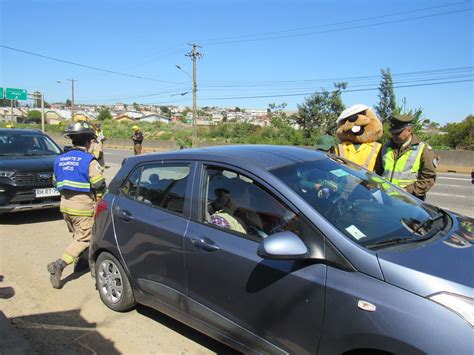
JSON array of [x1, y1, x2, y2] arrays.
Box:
[[191, 237, 220, 252], [116, 210, 134, 222]]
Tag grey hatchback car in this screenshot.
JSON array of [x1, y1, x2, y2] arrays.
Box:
[[90, 145, 473, 354]]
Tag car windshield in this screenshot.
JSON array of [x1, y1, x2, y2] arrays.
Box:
[[271, 157, 449, 249], [0, 133, 61, 156]]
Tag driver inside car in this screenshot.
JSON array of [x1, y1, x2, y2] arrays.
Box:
[[209, 188, 247, 234]]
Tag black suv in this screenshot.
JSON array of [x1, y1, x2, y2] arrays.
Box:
[[0, 128, 62, 214]]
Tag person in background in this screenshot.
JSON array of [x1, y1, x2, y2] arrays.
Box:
[[89, 123, 106, 170], [47, 121, 106, 289], [131, 125, 144, 155], [375, 114, 436, 200], [315, 134, 336, 153]]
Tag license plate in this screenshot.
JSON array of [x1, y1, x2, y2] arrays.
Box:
[[35, 188, 60, 198]]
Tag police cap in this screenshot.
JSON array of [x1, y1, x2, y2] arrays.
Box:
[[315, 134, 336, 152], [389, 114, 414, 133]]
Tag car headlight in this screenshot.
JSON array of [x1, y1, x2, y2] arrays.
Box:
[[0, 170, 15, 178], [429, 292, 474, 327]]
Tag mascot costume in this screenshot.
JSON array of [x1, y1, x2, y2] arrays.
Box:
[[335, 104, 383, 172]]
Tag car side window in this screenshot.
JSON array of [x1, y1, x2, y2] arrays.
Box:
[[120, 167, 142, 198], [136, 165, 190, 215], [203, 166, 302, 241]]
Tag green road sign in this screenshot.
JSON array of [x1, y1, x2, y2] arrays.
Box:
[[0, 87, 4, 99], [6, 88, 27, 100]]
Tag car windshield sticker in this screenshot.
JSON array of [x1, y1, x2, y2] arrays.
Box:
[[330, 169, 349, 177], [346, 225, 367, 240]]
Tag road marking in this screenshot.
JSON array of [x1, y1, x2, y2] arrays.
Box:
[[428, 192, 471, 198], [434, 184, 473, 188], [437, 177, 471, 181], [106, 162, 120, 166]]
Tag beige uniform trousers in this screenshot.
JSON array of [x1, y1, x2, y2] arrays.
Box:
[[62, 213, 94, 264], [134, 143, 142, 155]]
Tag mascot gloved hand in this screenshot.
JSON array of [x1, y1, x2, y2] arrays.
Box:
[[335, 104, 383, 172]]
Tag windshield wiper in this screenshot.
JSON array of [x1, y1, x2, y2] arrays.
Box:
[[24, 152, 56, 156], [368, 212, 447, 249], [411, 212, 445, 236], [366, 237, 414, 249]]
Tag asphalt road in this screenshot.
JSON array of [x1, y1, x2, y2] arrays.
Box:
[[425, 172, 473, 217], [103, 147, 473, 217]]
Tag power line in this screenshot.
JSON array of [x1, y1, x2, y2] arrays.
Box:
[[148, 78, 473, 103], [199, 66, 473, 87], [0, 44, 183, 84], [203, 1, 467, 43], [75, 70, 472, 104], [204, 7, 472, 45]]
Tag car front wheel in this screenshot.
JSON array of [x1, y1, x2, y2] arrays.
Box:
[[95, 252, 135, 312]]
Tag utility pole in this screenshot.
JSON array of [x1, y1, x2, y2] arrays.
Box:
[[185, 43, 202, 147], [67, 79, 77, 119]]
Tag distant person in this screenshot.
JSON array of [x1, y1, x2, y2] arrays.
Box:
[[315, 134, 336, 153], [88, 123, 106, 170], [375, 114, 436, 200], [131, 125, 144, 155]]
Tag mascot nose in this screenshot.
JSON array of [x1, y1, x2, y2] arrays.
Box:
[[348, 114, 358, 122]]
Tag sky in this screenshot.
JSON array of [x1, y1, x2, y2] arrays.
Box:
[[0, 0, 472, 124]]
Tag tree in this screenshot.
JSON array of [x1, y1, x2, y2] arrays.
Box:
[[443, 115, 474, 150], [296, 82, 346, 140], [375, 68, 397, 122], [97, 107, 112, 121], [160, 106, 170, 114], [27, 110, 42, 124], [65, 99, 72, 107], [268, 103, 292, 126], [0, 98, 18, 107], [133, 102, 140, 111]]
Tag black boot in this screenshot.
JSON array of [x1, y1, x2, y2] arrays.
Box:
[[47, 259, 67, 289]]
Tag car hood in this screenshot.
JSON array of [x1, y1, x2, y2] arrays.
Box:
[[377, 214, 474, 298], [0, 155, 57, 171]]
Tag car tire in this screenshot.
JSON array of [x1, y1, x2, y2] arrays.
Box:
[[95, 252, 136, 312]]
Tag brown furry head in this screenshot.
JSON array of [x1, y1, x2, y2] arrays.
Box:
[[336, 106, 383, 144]]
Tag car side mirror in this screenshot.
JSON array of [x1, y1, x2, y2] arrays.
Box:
[[257, 231, 309, 260], [63, 145, 73, 152]]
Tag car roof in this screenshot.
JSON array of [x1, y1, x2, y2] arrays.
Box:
[[130, 145, 327, 170], [0, 128, 45, 135]]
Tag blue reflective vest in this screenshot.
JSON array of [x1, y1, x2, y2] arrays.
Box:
[[54, 149, 94, 192]]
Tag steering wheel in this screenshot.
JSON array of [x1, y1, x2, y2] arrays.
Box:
[[325, 195, 354, 219]]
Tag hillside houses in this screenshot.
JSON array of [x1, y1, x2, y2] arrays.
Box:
[[1, 102, 272, 127]]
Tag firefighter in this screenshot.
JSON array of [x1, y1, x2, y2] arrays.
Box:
[[88, 123, 106, 170], [375, 114, 436, 200], [131, 125, 143, 155], [47, 121, 106, 289]]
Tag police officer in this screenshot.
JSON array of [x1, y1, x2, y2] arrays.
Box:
[[375, 114, 436, 200], [315, 134, 336, 153], [47, 121, 106, 289]]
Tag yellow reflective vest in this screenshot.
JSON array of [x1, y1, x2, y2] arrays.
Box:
[[381, 143, 425, 188], [336, 142, 381, 172]]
